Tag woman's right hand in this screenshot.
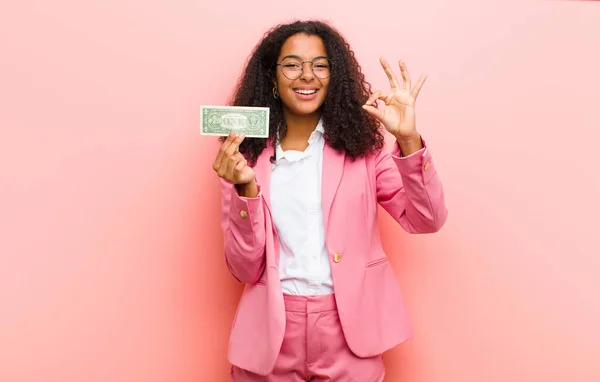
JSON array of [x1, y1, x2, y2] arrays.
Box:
[[213, 131, 257, 196]]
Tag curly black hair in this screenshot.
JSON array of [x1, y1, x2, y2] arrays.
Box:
[[226, 20, 384, 166]]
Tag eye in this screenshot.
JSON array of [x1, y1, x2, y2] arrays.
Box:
[[313, 59, 330, 68]]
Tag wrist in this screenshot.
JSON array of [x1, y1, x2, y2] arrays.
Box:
[[236, 179, 258, 198], [395, 133, 423, 156], [394, 131, 420, 143]]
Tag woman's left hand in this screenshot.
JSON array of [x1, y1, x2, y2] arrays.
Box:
[[362, 57, 426, 145]]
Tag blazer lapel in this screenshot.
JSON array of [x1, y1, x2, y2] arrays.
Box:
[[252, 143, 274, 213], [321, 143, 345, 232], [252, 143, 277, 269]]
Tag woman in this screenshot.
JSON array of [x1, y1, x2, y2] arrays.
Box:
[[212, 20, 448, 381]]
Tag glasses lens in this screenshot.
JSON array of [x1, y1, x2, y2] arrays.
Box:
[[280, 58, 303, 80], [279, 58, 333, 80], [312, 58, 331, 79]]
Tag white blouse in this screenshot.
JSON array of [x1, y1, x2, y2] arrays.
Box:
[[270, 120, 333, 296]]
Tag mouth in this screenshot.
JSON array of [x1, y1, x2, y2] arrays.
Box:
[[293, 88, 319, 95], [292, 87, 320, 101]]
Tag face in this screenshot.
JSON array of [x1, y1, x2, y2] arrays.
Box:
[[275, 33, 330, 118]]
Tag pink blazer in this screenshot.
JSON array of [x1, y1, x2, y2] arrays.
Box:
[[219, 138, 447, 376]]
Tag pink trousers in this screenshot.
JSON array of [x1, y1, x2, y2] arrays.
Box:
[[231, 293, 385, 381]]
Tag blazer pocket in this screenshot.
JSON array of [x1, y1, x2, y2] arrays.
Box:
[[365, 257, 389, 268]]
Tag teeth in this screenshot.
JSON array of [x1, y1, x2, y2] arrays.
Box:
[[295, 89, 317, 95]]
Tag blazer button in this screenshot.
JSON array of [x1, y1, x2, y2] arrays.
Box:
[[333, 253, 342, 263], [240, 210, 248, 218], [424, 161, 430, 171]]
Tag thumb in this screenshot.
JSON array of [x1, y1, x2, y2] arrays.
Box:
[[362, 104, 383, 121]]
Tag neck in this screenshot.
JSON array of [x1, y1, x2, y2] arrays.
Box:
[[282, 110, 321, 144]]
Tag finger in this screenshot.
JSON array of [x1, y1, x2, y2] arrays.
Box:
[[362, 104, 383, 121], [398, 60, 411, 91], [411, 74, 428, 100], [365, 90, 388, 106], [234, 158, 247, 172], [226, 152, 245, 180], [213, 131, 236, 171], [219, 133, 245, 174], [233, 158, 249, 184], [380, 57, 400, 89], [226, 133, 245, 156]]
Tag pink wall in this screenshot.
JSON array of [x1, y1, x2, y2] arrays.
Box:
[[1, 0, 599, 381]]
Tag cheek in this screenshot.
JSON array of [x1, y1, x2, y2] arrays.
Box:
[[276, 73, 291, 91]]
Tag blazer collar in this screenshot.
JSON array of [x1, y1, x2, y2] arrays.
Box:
[[321, 143, 345, 232]]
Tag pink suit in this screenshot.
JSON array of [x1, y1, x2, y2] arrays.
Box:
[[220, 139, 447, 376]]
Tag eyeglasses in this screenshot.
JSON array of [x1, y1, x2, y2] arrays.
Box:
[[276, 57, 333, 80]]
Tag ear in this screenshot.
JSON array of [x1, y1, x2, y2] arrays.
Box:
[[270, 68, 278, 88]]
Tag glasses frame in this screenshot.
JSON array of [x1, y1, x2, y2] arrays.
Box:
[[275, 57, 333, 80]]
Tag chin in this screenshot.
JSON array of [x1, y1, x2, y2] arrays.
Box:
[[284, 102, 324, 117]]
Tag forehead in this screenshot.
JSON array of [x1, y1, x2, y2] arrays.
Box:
[[278, 33, 327, 60]]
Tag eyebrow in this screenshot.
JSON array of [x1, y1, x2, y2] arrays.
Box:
[[280, 55, 329, 61]]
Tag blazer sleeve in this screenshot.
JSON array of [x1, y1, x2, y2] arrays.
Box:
[[219, 178, 266, 284], [375, 138, 448, 233]]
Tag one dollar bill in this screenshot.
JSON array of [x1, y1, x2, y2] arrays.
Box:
[[200, 105, 269, 138]]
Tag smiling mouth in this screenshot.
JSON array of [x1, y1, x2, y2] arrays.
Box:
[[294, 89, 318, 95]]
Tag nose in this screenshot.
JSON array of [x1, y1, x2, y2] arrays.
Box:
[[300, 62, 315, 81]]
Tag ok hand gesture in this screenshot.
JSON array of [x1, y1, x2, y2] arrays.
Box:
[[362, 57, 426, 152]]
